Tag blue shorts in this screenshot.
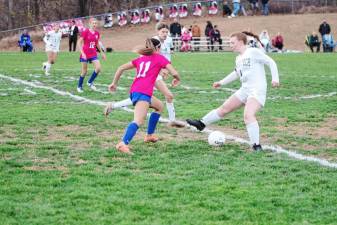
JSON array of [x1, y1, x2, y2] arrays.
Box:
[[80, 56, 98, 63], [130, 92, 151, 106]]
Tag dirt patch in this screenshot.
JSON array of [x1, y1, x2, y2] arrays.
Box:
[[0, 125, 17, 144], [24, 165, 68, 172]]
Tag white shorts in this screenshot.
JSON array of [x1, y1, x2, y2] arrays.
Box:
[[234, 87, 266, 106], [46, 47, 59, 53]]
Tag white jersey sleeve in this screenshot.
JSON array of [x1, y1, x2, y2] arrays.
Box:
[[253, 48, 279, 83], [219, 70, 239, 86]]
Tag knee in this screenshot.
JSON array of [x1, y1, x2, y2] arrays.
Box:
[[155, 101, 164, 113], [165, 93, 174, 103], [244, 112, 256, 124], [95, 67, 101, 74], [81, 70, 87, 76]]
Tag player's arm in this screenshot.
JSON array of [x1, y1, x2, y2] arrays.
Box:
[[255, 49, 280, 87], [43, 33, 50, 45], [97, 41, 106, 60], [108, 62, 135, 92], [165, 64, 180, 87], [213, 70, 239, 88], [78, 36, 86, 59]]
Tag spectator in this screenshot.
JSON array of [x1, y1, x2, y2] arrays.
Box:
[[68, 20, 79, 52], [261, 0, 269, 16], [322, 33, 335, 52], [18, 29, 33, 52], [305, 32, 321, 53], [259, 30, 271, 52], [191, 21, 201, 51], [318, 20, 331, 39], [230, 0, 241, 18], [249, 0, 259, 15], [180, 27, 192, 52], [272, 32, 284, 51], [210, 25, 223, 51], [205, 21, 214, 51], [222, 1, 232, 17], [170, 18, 182, 37]]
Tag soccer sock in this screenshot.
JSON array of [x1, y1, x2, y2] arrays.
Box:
[[122, 122, 139, 145], [45, 62, 51, 72], [113, 98, 133, 108], [78, 76, 85, 88], [201, 109, 222, 125], [166, 102, 175, 121], [88, 71, 98, 84], [246, 121, 260, 145], [147, 112, 161, 135]]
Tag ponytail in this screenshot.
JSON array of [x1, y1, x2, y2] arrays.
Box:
[[136, 38, 161, 56], [242, 31, 263, 47]]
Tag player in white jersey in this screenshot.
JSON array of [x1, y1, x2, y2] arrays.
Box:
[[242, 31, 264, 51], [104, 23, 183, 127], [42, 24, 62, 75], [187, 32, 280, 151]]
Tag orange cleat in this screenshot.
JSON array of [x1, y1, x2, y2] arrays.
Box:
[[116, 142, 133, 155], [144, 134, 159, 143]]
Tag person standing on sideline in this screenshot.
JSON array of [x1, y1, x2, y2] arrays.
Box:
[[42, 24, 62, 76], [69, 20, 79, 52], [77, 17, 106, 93], [191, 21, 201, 51], [108, 38, 180, 154], [261, 0, 269, 16], [186, 32, 280, 151]]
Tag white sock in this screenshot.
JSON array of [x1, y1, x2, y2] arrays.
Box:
[[45, 62, 51, 72], [246, 121, 260, 145], [166, 102, 175, 121], [201, 109, 222, 125], [113, 98, 132, 108]]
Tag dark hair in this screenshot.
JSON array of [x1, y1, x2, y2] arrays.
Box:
[[230, 32, 247, 45], [242, 31, 263, 46], [137, 38, 161, 56], [156, 23, 169, 31]]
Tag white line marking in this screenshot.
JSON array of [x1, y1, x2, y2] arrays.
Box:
[[23, 88, 37, 95], [1, 73, 336, 169]]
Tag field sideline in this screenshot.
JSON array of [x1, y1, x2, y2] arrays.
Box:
[[0, 52, 336, 224]]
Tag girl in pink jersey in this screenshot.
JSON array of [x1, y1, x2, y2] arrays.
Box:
[[77, 17, 106, 93], [108, 38, 180, 154]]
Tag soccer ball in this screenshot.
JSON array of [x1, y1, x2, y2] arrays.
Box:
[[208, 131, 226, 146]]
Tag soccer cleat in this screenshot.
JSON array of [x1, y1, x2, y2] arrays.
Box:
[[104, 102, 114, 117], [252, 143, 263, 151], [167, 120, 186, 128], [77, 87, 84, 93], [144, 134, 159, 143], [87, 82, 97, 91], [42, 62, 47, 70], [45, 71, 50, 76], [116, 142, 133, 155], [186, 119, 205, 131]]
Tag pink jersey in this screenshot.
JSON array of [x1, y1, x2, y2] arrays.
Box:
[[130, 53, 170, 96], [80, 28, 100, 59]]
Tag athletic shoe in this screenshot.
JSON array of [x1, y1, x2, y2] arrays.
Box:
[[104, 102, 114, 117], [168, 120, 185, 128], [116, 142, 133, 155], [45, 71, 50, 76], [42, 62, 47, 70], [87, 82, 97, 91], [144, 134, 159, 143], [77, 87, 84, 93], [186, 119, 205, 131], [252, 143, 263, 151]]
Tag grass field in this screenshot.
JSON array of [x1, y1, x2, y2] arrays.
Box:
[[0, 52, 336, 224]]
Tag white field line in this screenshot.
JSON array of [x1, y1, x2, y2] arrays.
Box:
[[1, 73, 337, 169], [23, 88, 37, 95]]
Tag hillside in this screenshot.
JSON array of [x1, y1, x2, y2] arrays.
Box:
[[2, 13, 337, 52]]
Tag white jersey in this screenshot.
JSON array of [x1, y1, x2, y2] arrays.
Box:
[[43, 30, 62, 52], [153, 35, 173, 62], [234, 48, 279, 91]]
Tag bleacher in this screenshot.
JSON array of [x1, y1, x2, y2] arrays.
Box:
[[172, 36, 231, 52]]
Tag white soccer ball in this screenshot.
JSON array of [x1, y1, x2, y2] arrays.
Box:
[[208, 131, 226, 146]]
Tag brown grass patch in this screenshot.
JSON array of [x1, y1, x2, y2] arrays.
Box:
[[24, 165, 68, 172]]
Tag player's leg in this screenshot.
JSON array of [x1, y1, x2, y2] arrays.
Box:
[[117, 100, 150, 154], [77, 62, 88, 93], [187, 94, 243, 131], [144, 95, 164, 143], [244, 97, 262, 151], [87, 59, 101, 90], [104, 97, 133, 116], [155, 79, 178, 124]]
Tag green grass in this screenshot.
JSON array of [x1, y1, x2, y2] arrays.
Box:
[[0, 52, 337, 224]]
